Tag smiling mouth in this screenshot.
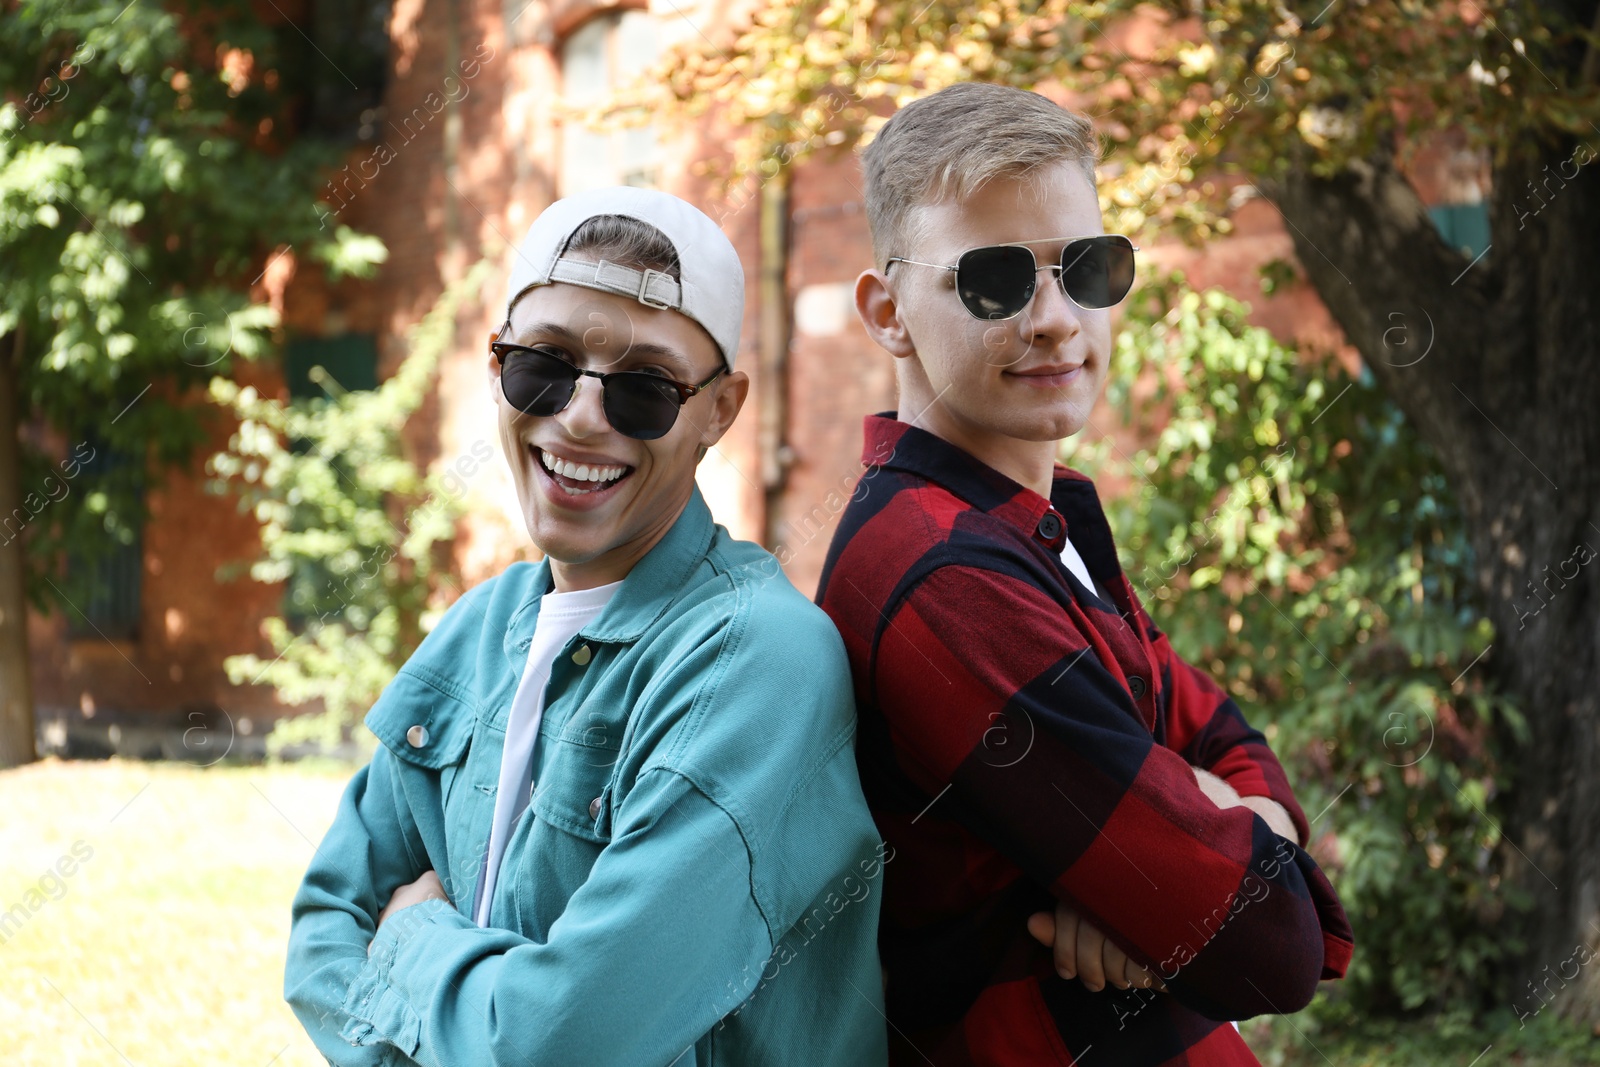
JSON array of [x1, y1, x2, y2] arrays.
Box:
[[534, 447, 635, 496], [1009, 363, 1084, 377]]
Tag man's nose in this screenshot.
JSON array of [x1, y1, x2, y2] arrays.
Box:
[[1024, 265, 1084, 345], [555, 374, 611, 437]]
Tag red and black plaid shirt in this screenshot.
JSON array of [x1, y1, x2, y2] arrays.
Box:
[[817, 414, 1353, 1067]]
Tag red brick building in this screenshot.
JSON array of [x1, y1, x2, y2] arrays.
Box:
[[25, 0, 1486, 749]]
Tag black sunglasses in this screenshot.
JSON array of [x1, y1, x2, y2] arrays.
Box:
[[490, 337, 724, 441], [886, 234, 1138, 320]]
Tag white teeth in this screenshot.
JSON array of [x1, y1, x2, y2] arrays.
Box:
[[538, 449, 628, 485]]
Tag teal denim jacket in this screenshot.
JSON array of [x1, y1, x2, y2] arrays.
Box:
[[284, 488, 890, 1066]]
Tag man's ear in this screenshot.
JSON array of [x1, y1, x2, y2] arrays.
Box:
[[487, 331, 501, 390], [855, 269, 916, 360], [696, 369, 750, 449]]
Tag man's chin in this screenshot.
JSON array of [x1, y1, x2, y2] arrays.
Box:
[[1038, 392, 1098, 439], [992, 407, 1087, 444], [521, 515, 620, 566]]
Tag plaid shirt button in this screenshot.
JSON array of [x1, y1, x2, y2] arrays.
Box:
[[1128, 675, 1148, 700], [1036, 512, 1063, 540]]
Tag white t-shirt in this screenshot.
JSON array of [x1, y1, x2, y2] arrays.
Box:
[[475, 578, 622, 927], [1059, 535, 1096, 595]]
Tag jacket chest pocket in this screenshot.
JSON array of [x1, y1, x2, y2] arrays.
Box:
[[368, 671, 478, 769], [532, 702, 627, 843]]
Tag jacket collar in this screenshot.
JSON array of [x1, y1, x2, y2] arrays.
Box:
[[502, 484, 716, 654], [861, 412, 1123, 582]]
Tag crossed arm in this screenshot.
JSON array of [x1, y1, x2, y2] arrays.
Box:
[[354, 716, 1302, 1009], [1028, 765, 1301, 993], [874, 559, 1350, 1018], [285, 750, 775, 1066]]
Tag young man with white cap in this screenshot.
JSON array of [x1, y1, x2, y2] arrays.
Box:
[[285, 186, 890, 1066]]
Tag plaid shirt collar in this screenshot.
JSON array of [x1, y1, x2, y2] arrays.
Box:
[[861, 411, 1124, 583]]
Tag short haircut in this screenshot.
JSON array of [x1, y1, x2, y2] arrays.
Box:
[[563, 213, 681, 278], [860, 83, 1100, 268]]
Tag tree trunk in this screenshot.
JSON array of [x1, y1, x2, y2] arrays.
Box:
[[0, 330, 38, 769], [1267, 135, 1600, 1023]]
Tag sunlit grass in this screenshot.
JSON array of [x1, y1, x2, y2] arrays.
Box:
[[0, 757, 356, 1067]]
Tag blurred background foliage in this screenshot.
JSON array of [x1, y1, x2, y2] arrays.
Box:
[[0, 0, 384, 612], [207, 260, 490, 753], [639, 0, 1588, 243]]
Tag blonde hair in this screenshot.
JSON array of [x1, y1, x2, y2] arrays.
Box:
[[860, 83, 1100, 268]]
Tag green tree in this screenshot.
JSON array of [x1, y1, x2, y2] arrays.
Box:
[[654, 0, 1600, 1022], [0, 0, 384, 768]]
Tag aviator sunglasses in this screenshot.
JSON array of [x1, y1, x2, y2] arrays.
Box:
[[490, 329, 724, 441], [886, 234, 1138, 320]]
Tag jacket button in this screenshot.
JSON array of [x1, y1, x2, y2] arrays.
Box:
[[572, 644, 592, 666], [406, 725, 429, 748], [1128, 675, 1147, 701], [1037, 512, 1063, 540], [588, 796, 603, 820]]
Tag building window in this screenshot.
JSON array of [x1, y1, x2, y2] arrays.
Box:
[[284, 334, 381, 396], [282, 0, 393, 143], [65, 438, 143, 641], [559, 10, 661, 194], [282, 334, 379, 628]]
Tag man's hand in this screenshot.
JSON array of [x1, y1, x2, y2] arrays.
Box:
[[1027, 900, 1166, 993], [371, 870, 450, 954], [1193, 766, 1300, 845], [1024, 766, 1303, 991]]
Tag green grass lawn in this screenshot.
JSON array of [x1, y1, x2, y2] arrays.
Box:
[[3, 758, 1596, 1066], [0, 757, 356, 1067]]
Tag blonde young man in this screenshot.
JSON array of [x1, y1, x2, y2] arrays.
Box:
[[817, 83, 1353, 1065], [286, 187, 889, 1066]]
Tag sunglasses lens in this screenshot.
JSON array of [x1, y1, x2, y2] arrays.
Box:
[[601, 373, 684, 441], [500, 348, 576, 415], [956, 245, 1037, 320], [497, 344, 689, 441], [1060, 236, 1135, 309]]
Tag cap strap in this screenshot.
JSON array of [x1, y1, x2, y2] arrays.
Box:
[[547, 257, 682, 311]]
